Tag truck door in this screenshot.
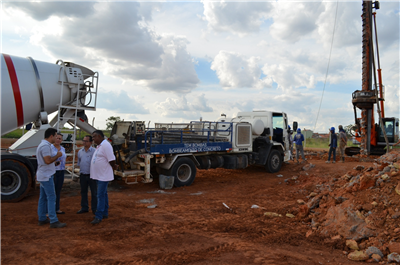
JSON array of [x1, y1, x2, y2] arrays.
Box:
[[282, 113, 289, 151], [272, 113, 284, 144], [272, 112, 289, 161]]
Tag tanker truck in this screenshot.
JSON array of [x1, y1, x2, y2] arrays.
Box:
[[1, 54, 99, 202], [109, 111, 297, 187]]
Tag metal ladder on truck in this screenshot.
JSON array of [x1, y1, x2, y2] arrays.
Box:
[[52, 60, 99, 181]]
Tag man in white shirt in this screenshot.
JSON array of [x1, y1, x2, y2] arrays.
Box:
[[90, 130, 118, 225], [36, 128, 66, 228]]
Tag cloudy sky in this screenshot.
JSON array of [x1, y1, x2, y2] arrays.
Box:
[[2, 0, 399, 133]]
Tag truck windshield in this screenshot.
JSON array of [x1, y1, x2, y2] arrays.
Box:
[[272, 113, 284, 129]]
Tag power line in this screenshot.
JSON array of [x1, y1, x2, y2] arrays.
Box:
[[313, 1, 339, 132]]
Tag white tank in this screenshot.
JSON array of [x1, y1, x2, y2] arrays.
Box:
[[1, 54, 87, 135], [231, 117, 265, 136]]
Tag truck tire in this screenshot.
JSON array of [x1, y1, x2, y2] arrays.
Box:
[[167, 157, 197, 187], [1, 159, 32, 202], [345, 147, 360, 156], [265, 149, 282, 173]]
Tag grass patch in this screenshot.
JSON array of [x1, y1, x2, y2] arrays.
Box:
[[303, 137, 359, 149], [2, 129, 24, 138], [2, 128, 110, 140]]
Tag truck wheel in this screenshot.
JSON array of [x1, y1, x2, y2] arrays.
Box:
[[265, 149, 282, 173], [168, 157, 197, 187], [1, 160, 32, 202], [345, 147, 360, 156]]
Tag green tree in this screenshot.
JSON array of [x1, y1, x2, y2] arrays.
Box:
[[106, 116, 121, 130]]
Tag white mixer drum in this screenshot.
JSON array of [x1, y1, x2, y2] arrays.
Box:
[[1, 54, 73, 135]]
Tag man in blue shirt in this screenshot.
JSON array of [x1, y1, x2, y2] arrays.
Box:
[[326, 127, 337, 163], [293, 128, 306, 163], [77, 135, 97, 214], [36, 128, 66, 228]]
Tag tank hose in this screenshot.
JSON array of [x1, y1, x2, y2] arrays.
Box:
[[124, 148, 146, 163]]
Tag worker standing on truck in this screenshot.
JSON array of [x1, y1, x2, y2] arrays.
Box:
[[90, 130, 118, 225], [338, 125, 347, 163], [36, 128, 66, 228], [326, 127, 337, 164], [51, 133, 67, 214], [76, 135, 97, 215], [293, 128, 306, 163]]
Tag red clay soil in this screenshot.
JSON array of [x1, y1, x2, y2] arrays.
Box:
[[2, 138, 399, 264]]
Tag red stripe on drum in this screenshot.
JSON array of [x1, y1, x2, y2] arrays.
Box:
[[3, 54, 24, 127]]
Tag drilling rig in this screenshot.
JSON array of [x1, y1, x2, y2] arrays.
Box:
[[349, 0, 399, 156]]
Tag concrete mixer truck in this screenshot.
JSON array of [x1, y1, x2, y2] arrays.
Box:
[[1, 53, 99, 202], [109, 111, 297, 187]]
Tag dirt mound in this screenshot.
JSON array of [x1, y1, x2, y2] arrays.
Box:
[[299, 150, 400, 262]]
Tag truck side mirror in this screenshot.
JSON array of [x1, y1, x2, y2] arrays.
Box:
[[293, 122, 298, 132]]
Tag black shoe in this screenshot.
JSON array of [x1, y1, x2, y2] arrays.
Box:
[[50, 221, 67, 228], [91, 218, 101, 225], [77, 209, 89, 214], [38, 219, 50, 226], [103, 215, 108, 219]]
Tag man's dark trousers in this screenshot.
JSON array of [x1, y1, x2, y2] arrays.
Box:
[[80, 174, 97, 213]]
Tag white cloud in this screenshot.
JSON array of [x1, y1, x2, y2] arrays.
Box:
[[270, 2, 324, 43], [156, 94, 213, 119], [5, 2, 199, 94], [113, 35, 199, 93], [2, 1, 398, 133], [262, 63, 316, 91], [97, 90, 149, 115], [211, 51, 272, 89], [4, 2, 95, 21], [201, 1, 271, 36], [384, 84, 400, 116]]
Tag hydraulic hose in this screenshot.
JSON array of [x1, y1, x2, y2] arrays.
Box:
[[124, 148, 146, 163]]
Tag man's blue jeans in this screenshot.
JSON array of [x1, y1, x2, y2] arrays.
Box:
[[38, 175, 59, 223], [95, 181, 109, 220], [328, 146, 336, 161]]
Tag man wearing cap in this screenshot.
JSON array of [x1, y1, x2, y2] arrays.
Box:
[[326, 127, 337, 163], [338, 125, 347, 163]]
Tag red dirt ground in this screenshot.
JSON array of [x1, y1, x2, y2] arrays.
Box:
[[2, 138, 399, 264]]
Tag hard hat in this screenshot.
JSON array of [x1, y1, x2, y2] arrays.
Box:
[[330, 127, 335, 132], [297, 128, 301, 132], [338, 125, 343, 129], [288, 125, 291, 129]]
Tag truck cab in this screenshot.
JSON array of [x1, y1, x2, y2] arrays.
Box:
[[377, 117, 399, 145], [234, 111, 291, 161]]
